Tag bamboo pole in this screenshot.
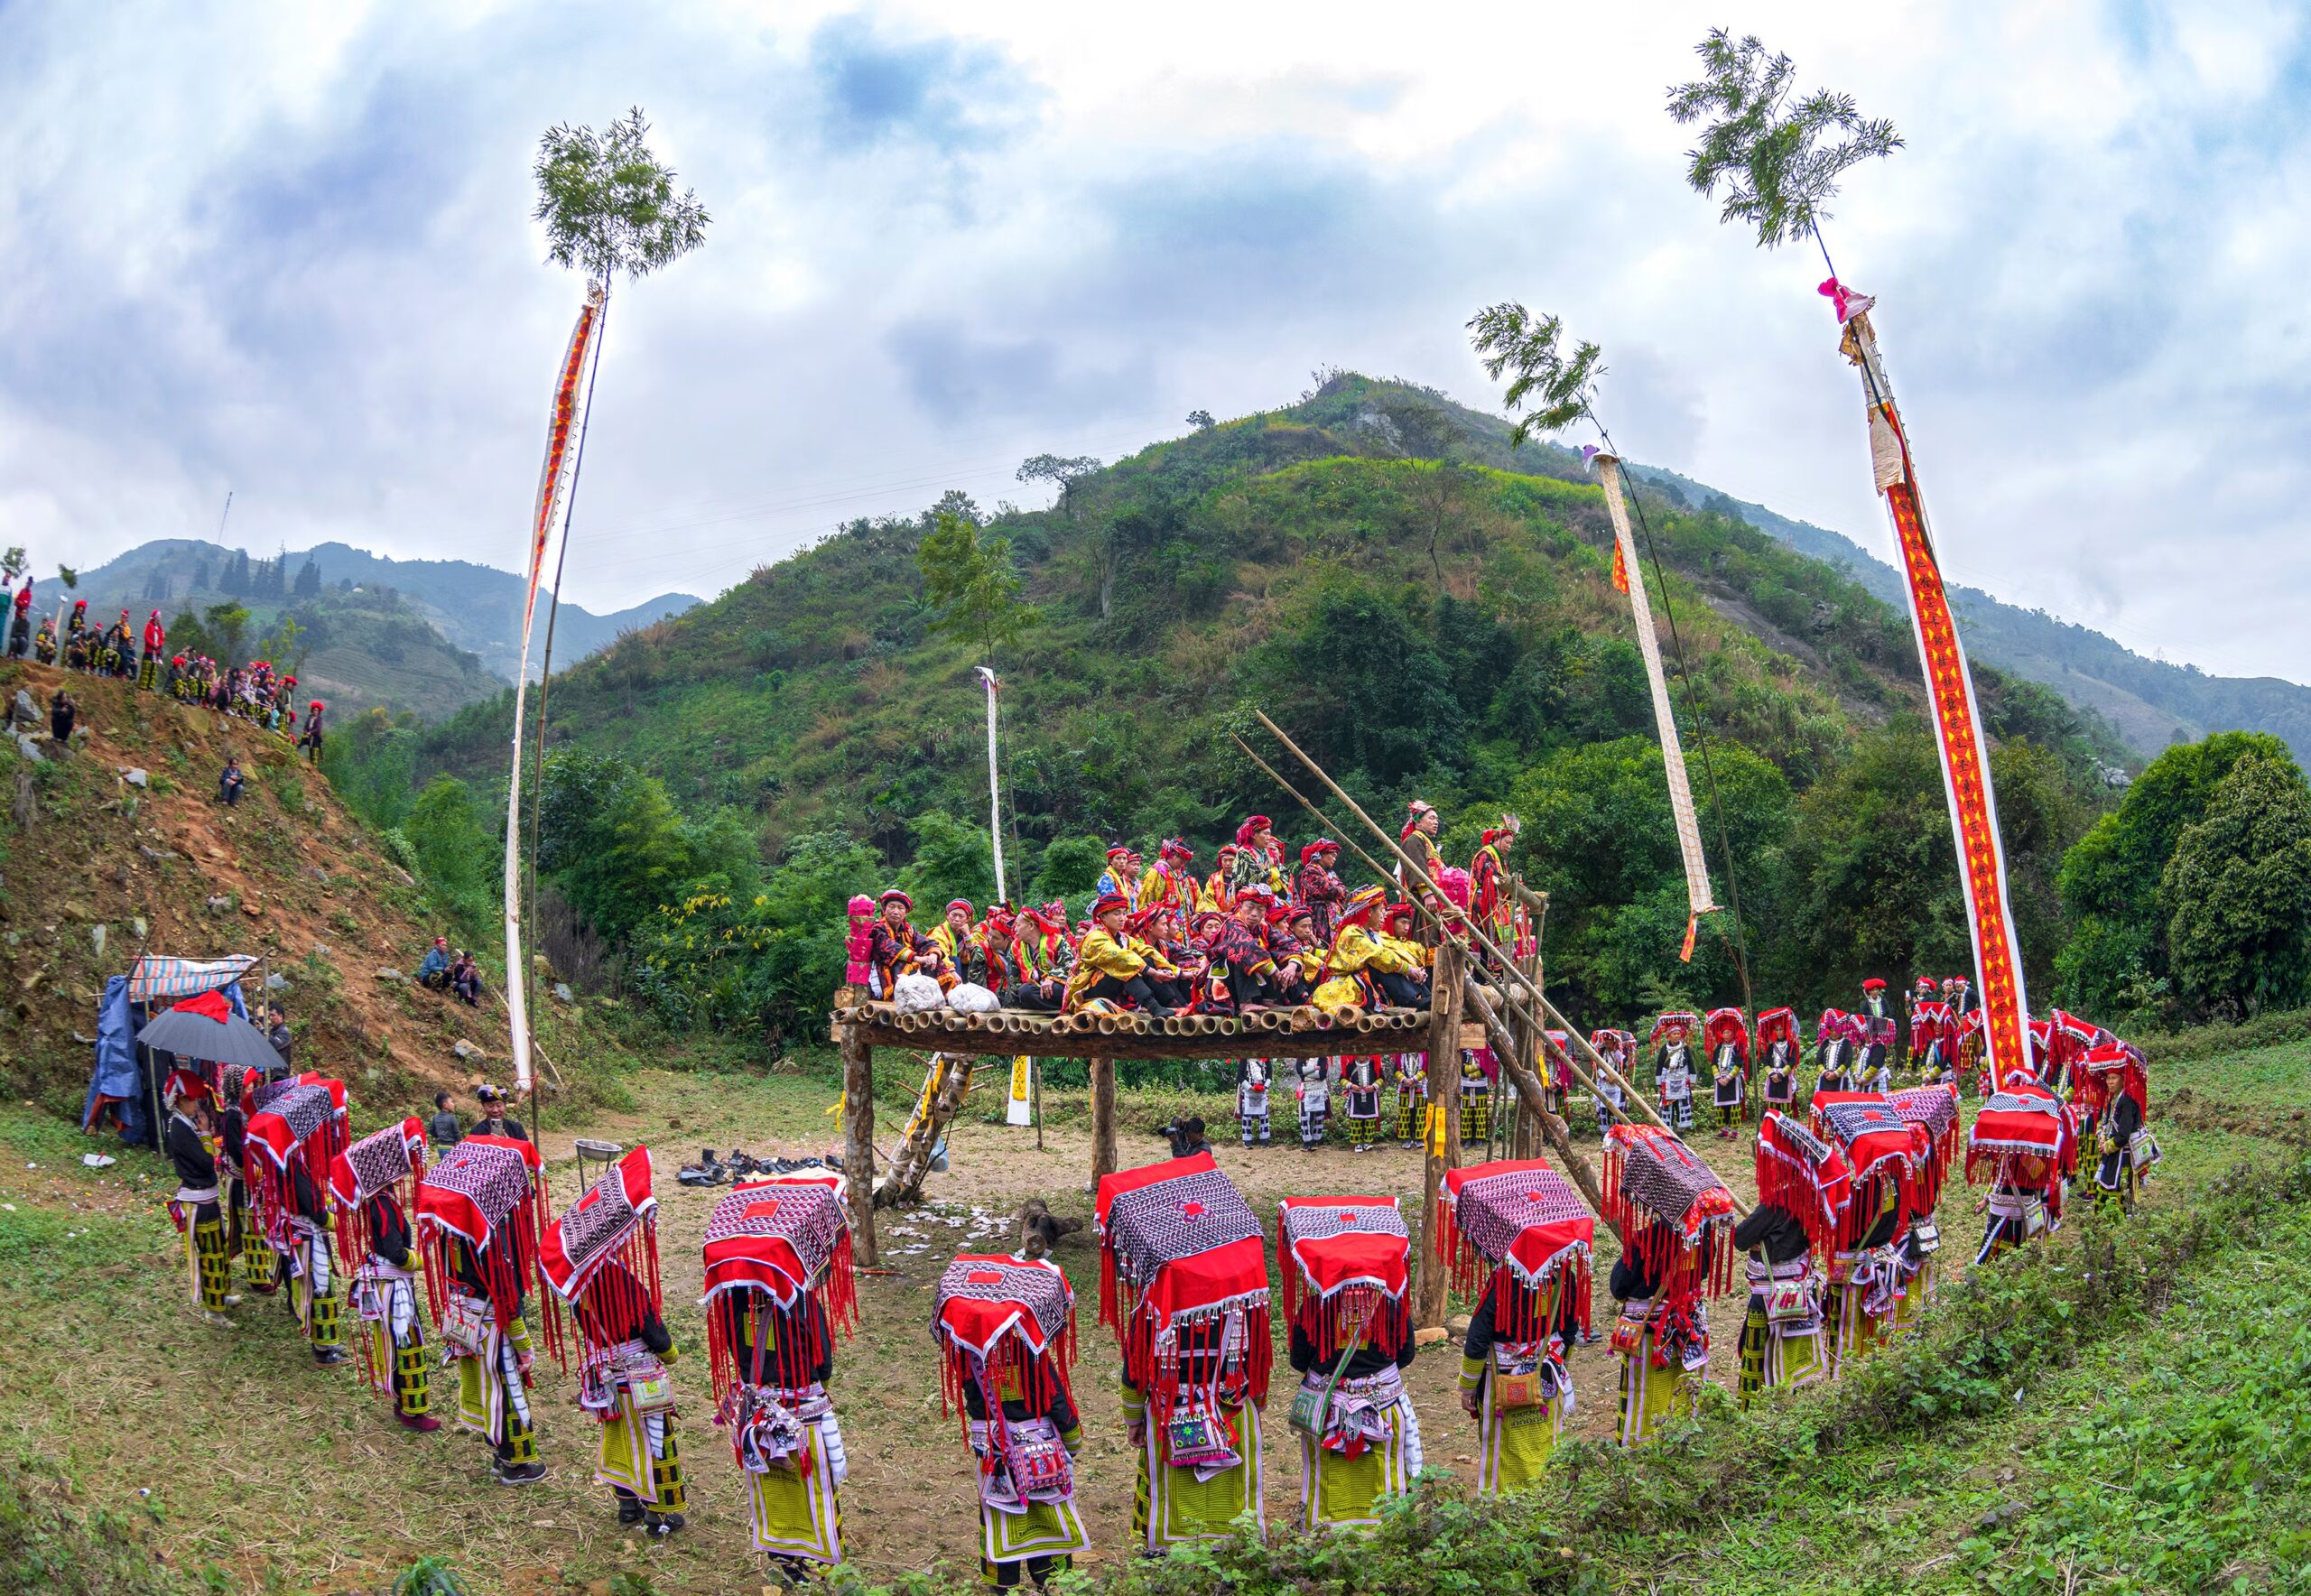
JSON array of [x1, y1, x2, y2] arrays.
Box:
[[1248, 708, 1748, 1211], [1462, 974, 1606, 1217], [840, 1025, 877, 1265]]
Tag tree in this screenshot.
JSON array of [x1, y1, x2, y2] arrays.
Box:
[[2055, 731, 2291, 1016], [202, 603, 250, 665], [899, 811, 998, 914], [1016, 453, 1114, 615], [190, 554, 212, 592], [534, 107, 710, 285], [400, 775, 500, 931], [1666, 29, 1903, 250], [220, 549, 249, 598], [2160, 752, 2311, 1019], [294, 556, 321, 598], [254, 614, 311, 677], [1466, 302, 1605, 449], [1186, 409, 1216, 431], [915, 510, 1037, 660]]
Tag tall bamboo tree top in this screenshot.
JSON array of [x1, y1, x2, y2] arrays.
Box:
[[533, 107, 710, 286], [1466, 304, 1603, 450], [1666, 29, 1901, 250]]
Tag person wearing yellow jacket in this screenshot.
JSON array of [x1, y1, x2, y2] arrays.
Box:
[[1321, 889, 1430, 1012], [1139, 840, 1198, 918], [1063, 895, 1178, 1016]]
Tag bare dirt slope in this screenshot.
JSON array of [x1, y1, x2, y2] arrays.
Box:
[[0, 661, 506, 1114]]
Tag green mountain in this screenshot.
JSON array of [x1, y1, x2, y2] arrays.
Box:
[[63, 537, 700, 689], [1631, 466, 2311, 763], [396, 373, 2133, 1033]]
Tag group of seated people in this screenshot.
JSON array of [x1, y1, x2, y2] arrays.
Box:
[[847, 816, 1452, 1018], [415, 936, 484, 1005]]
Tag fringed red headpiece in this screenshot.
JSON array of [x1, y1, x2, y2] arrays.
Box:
[[1277, 1196, 1413, 1363], [1601, 1124, 1736, 1305], [1888, 1085, 1961, 1210], [1753, 1111, 1850, 1256], [414, 1134, 566, 1369], [1435, 1162, 1593, 1344], [1965, 1082, 2076, 1214], [243, 1079, 348, 1259], [932, 1254, 1080, 1486], [544, 1147, 664, 1407], [1096, 1154, 1272, 1431], [1809, 1095, 1927, 1250], [701, 1176, 857, 1406]]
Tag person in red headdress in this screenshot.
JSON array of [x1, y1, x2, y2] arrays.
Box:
[[866, 889, 952, 1000], [1228, 815, 1286, 900], [105, 608, 133, 676], [1094, 847, 1140, 914], [139, 610, 164, 690], [1469, 814, 1524, 962], [1063, 895, 1176, 1016], [1292, 840, 1345, 947], [162, 1071, 235, 1325], [1858, 979, 1895, 1091], [6, 580, 32, 660], [931, 900, 1008, 997], [1139, 839, 1197, 919], [1201, 844, 1239, 914], [1004, 903, 1073, 1013], [64, 598, 88, 669], [1397, 801, 1444, 892], [298, 699, 326, 765]]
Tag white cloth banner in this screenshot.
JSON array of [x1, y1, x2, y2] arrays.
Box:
[[1595, 455, 1718, 923]]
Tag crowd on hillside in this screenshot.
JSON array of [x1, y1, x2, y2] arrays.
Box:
[[7, 581, 326, 763]]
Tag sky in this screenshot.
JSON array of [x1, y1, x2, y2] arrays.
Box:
[[3, 0, 2308, 682]]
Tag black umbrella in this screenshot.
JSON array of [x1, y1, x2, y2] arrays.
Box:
[[136, 1002, 282, 1074]]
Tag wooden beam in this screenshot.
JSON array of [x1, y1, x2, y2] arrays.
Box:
[[1415, 937, 1465, 1328], [1090, 1055, 1117, 1191], [840, 1024, 877, 1266], [831, 1021, 1426, 1062]]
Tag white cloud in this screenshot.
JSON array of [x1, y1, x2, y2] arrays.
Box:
[[1, 0, 2306, 682]]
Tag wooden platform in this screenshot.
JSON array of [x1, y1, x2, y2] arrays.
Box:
[[830, 1001, 1483, 1061]]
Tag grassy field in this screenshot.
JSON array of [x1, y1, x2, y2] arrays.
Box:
[[1, 1039, 2304, 1595]]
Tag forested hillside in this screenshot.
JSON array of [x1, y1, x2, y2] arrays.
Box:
[[347, 374, 2153, 1044]]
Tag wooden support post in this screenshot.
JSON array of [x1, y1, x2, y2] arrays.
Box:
[[1415, 937, 1466, 1328], [840, 1024, 877, 1266], [877, 1052, 974, 1210], [1090, 1055, 1117, 1191]]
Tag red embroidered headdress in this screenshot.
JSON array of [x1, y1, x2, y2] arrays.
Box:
[[1279, 1195, 1413, 1362], [1095, 1153, 1271, 1428], [329, 1116, 426, 1401], [1436, 1161, 1593, 1343], [701, 1176, 857, 1402]]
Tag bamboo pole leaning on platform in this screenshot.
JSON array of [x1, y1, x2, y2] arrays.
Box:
[[1462, 975, 1606, 1218], [1248, 708, 1749, 1216]]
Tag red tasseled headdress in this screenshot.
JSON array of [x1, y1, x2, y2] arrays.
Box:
[[701, 1175, 857, 1406], [1601, 1124, 1736, 1305], [1435, 1163, 1593, 1344], [1278, 1196, 1414, 1362], [932, 1254, 1079, 1479], [329, 1116, 427, 1402]]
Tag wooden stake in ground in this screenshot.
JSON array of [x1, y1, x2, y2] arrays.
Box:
[[1090, 1055, 1117, 1190], [1415, 936, 1466, 1328], [840, 1024, 877, 1265]]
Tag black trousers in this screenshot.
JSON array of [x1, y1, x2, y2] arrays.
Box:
[[1373, 970, 1429, 1010], [1081, 972, 1158, 1008], [1006, 983, 1064, 1012]]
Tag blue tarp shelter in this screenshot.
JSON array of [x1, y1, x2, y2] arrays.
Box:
[[83, 955, 256, 1147]]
